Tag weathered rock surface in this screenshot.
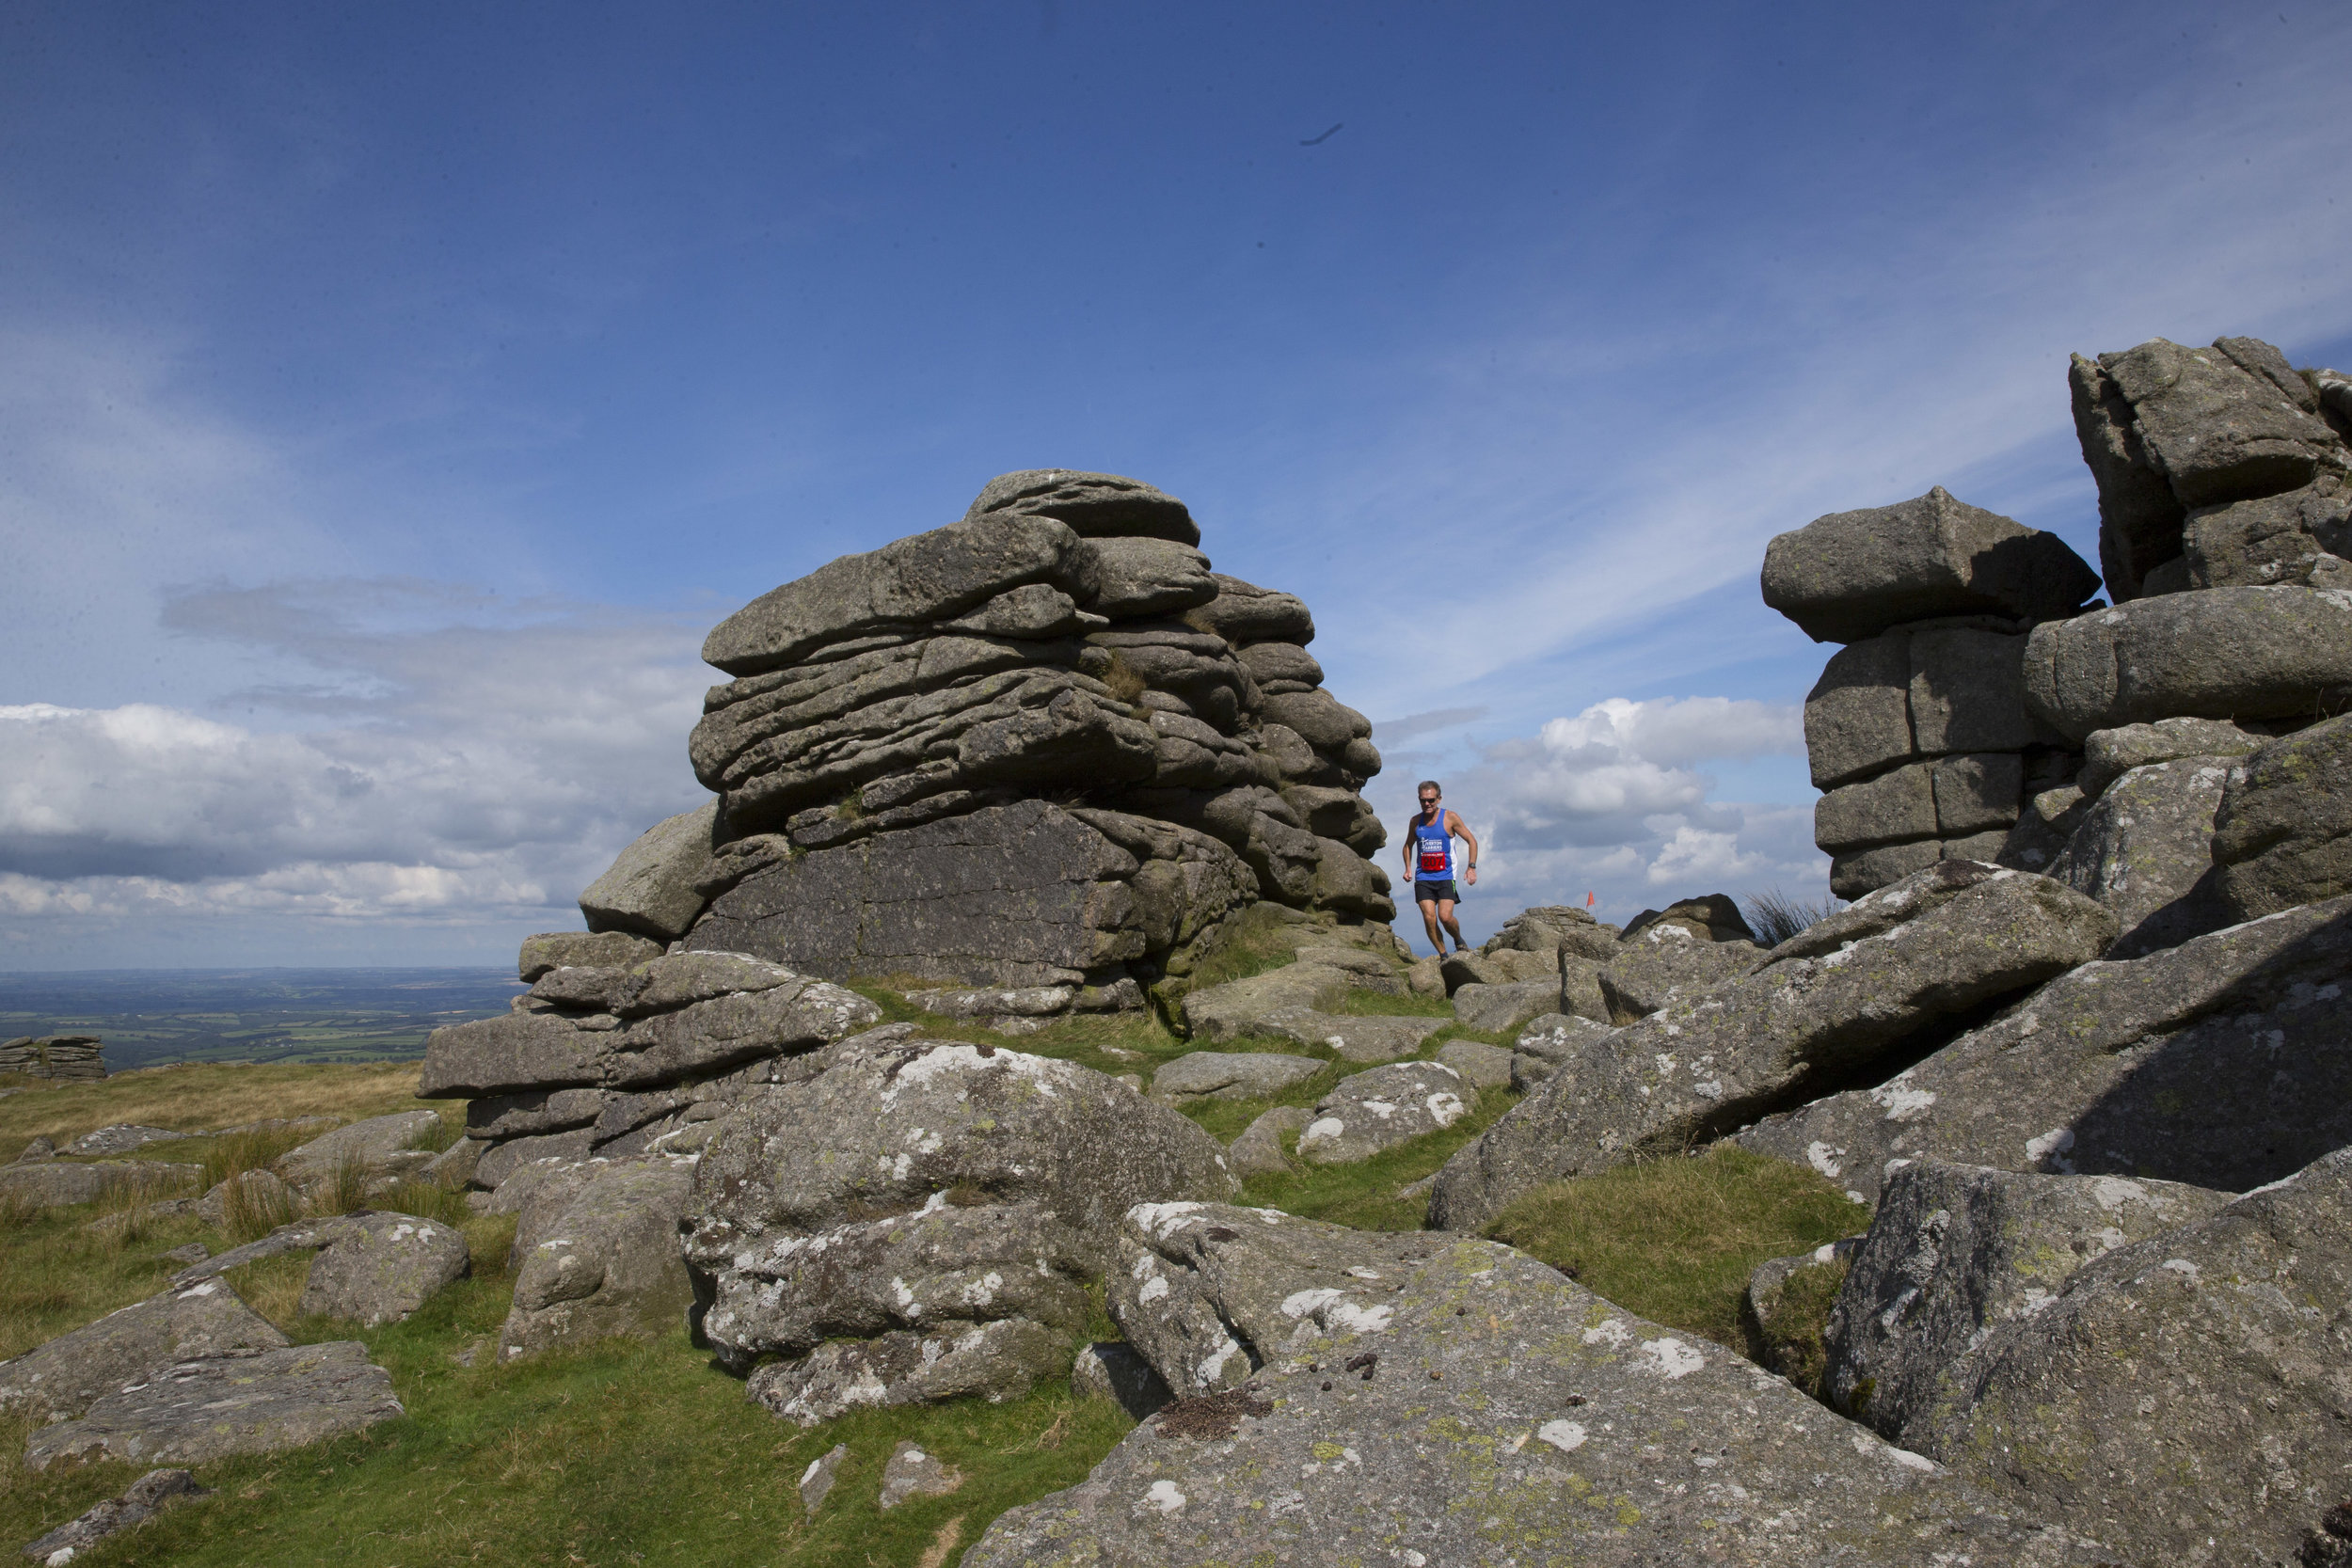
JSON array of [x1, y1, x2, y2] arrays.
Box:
[[494, 1154, 689, 1368], [517, 929, 663, 982], [747, 1319, 1069, 1427], [66, 1124, 191, 1156], [797, 1443, 849, 1513], [1446, 980, 1556, 1035], [962, 468, 1200, 546], [2048, 752, 2237, 956], [1823, 1160, 2233, 1442], [1738, 892, 2352, 1202], [1147, 1051, 1323, 1105], [24, 1342, 402, 1470], [0, 1280, 287, 1421], [298, 1212, 469, 1327], [1915, 1146, 2352, 1567], [1619, 893, 1758, 945], [0, 1160, 199, 1210], [1435, 1039, 1513, 1088], [1295, 1061, 1469, 1164], [1433, 863, 2115, 1229], [684, 1028, 1235, 1418], [2072, 337, 2347, 599], [1507, 1013, 1617, 1091], [1595, 926, 1753, 1021], [275, 1111, 442, 1188], [1762, 486, 2099, 644], [1438, 945, 1557, 992], [0, 1035, 104, 1080], [578, 800, 720, 942], [2183, 477, 2352, 589], [1481, 904, 1620, 962], [2213, 711, 2352, 919], [2024, 584, 2352, 739], [1070, 1340, 1172, 1419], [19, 1468, 210, 1562], [2078, 716, 2264, 798], [419, 950, 879, 1127], [973, 1203, 2107, 1568], [877, 1438, 963, 1509], [1224, 1106, 1310, 1179]]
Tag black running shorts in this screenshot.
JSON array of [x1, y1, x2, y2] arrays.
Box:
[[1414, 879, 1460, 904]]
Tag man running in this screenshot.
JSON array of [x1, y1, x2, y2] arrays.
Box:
[[1401, 780, 1479, 955]]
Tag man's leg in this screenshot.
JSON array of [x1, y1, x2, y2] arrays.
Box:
[[1437, 898, 1469, 952], [1418, 895, 1444, 954]]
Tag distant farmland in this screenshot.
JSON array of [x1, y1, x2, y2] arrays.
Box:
[[0, 968, 521, 1070]]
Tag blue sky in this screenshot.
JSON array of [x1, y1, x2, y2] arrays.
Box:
[[5, 2, 2349, 965]]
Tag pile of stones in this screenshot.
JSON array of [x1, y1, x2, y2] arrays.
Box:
[[0, 1034, 104, 1079]]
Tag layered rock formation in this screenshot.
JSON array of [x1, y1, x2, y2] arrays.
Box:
[[678, 468, 1391, 998], [0, 1035, 104, 1080], [1766, 487, 2100, 898]]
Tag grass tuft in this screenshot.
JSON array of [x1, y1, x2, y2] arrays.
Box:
[[1486, 1144, 1869, 1351], [314, 1147, 373, 1217], [198, 1123, 316, 1194], [1740, 887, 1845, 949], [222, 1171, 303, 1242], [1746, 1257, 1848, 1400], [376, 1176, 471, 1227]]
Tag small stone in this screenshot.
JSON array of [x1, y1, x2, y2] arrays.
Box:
[[798, 1443, 850, 1513], [18, 1468, 210, 1562], [878, 1439, 964, 1509]]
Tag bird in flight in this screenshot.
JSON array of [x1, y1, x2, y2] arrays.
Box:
[[1299, 123, 1343, 146]]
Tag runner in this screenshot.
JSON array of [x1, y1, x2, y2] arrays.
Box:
[[1400, 780, 1479, 955]]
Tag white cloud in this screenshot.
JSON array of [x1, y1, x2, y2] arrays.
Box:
[[1371, 696, 1822, 934], [0, 580, 712, 961]]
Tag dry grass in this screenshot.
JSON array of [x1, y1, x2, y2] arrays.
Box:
[[375, 1176, 472, 1227], [0, 1061, 424, 1154], [197, 1123, 317, 1192], [312, 1148, 375, 1217], [222, 1171, 303, 1242], [1486, 1144, 1870, 1351], [1740, 887, 1845, 949]]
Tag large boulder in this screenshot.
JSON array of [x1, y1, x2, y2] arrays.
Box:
[[686, 800, 1153, 989], [682, 1026, 1236, 1419], [578, 800, 720, 942], [499, 1158, 695, 1359], [1446, 979, 1558, 1034], [1762, 487, 2099, 644], [2076, 715, 2264, 797], [0, 1034, 106, 1079], [0, 1159, 199, 1210], [1593, 925, 1752, 1021], [1431, 863, 2115, 1230], [418, 950, 879, 1104], [2182, 478, 2352, 589], [516, 929, 663, 982], [297, 1211, 469, 1327], [1822, 1160, 2233, 1442], [2023, 585, 2352, 739], [1737, 891, 2352, 1201], [275, 1111, 442, 1188], [2212, 711, 2352, 918], [24, 1342, 402, 1470], [969, 1203, 2109, 1568], [2047, 752, 2238, 956], [1482, 903, 1619, 962], [961, 468, 1201, 546], [1147, 1051, 1324, 1104], [1915, 1146, 2352, 1566], [0, 1280, 287, 1421], [1294, 1061, 1469, 1164]]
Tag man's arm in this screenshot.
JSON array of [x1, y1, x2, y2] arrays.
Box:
[[1448, 811, 1480, 885]]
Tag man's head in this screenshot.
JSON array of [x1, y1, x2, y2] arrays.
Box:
[[1416, 780, 1441, 810]]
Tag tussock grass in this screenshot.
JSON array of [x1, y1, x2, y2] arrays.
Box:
[[197, 1123, 316, 1193], [0, 1061, 421, 1157], [311, 1148, 375, 1218], [222, 1171, 303, 1243], [375, 1176, 471, 1228], [87, 1165, 202, 1246], [1740, 887, 1844, 950], [1486, 1145, 1869, 1350]]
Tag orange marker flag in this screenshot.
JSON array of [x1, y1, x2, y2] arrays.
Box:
[[1585, 892, 1596, 907]]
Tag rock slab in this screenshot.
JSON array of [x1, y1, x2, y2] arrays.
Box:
[[24, 1343, 402, 1470]]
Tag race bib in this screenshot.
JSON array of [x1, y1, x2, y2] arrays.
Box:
[[1418, 842, 1448, 874]]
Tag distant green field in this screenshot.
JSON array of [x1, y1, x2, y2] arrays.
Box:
[[0, 968, 520, 1069]]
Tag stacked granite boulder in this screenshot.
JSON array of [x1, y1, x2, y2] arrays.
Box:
[[598, 469, 1390, 999], [423, 470, 1396, 1191], [0, 1035, 104, 1080], [1765, 487, 2101, 899]]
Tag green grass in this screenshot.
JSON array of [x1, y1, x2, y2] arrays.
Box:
[[1, 1211, 1134, 1568], [1485, 1145, 1869, 1352], [1239, 1085, 1525, 1231], [1747, 1257, 1849, 1400]]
